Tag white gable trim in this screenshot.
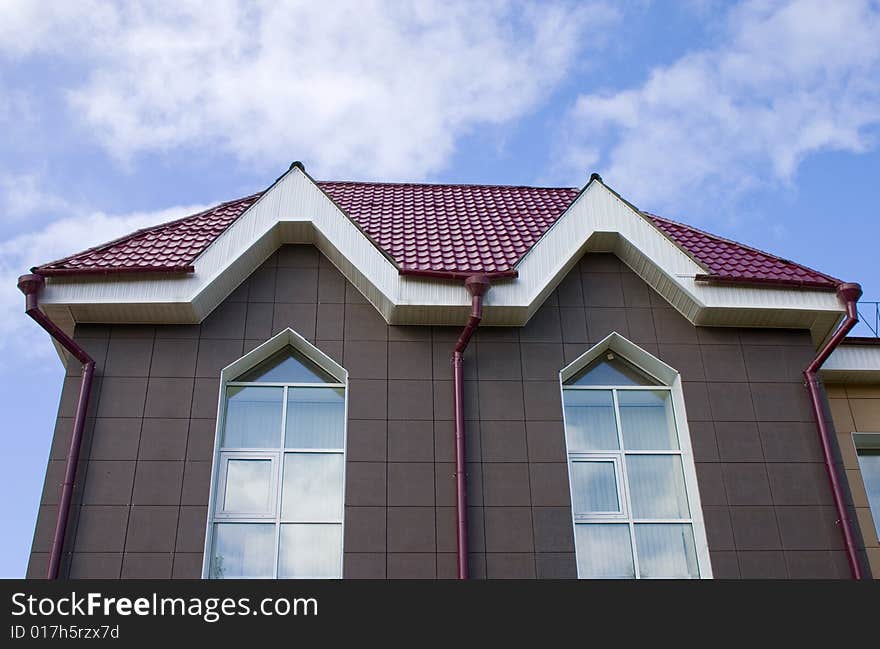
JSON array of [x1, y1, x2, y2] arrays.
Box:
[[220, 327, 347, 385], [560, 331, 679, 385], [36, 168, 845, 345], [558, 332, 713, 579], [203, 327, 349, 579]]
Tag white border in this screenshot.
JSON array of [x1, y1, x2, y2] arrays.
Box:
[[559, 332, 713, 579], [200, 327, 348, 579], [37, 169, 845, 343]]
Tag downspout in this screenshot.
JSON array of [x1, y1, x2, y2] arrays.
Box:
[[452, 274, 491, 579], [803, 282, 863, 579], [17, 273, 96, 580]]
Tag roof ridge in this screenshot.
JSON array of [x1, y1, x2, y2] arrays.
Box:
[[35, 192, 263, 271], [643, 210, 841, 284], [29, 178, 840, 290], [316, 179, 580, 192]]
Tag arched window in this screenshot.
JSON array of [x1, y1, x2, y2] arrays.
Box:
[[560, 333, 711, 579], [203, 329, 347, 579]]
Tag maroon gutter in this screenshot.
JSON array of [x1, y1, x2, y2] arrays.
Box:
[[693, 273, 838, 291], [803, 282, 864, 579], [37, 265, 195, 277], [18, 273, 96, 580], [451, 275, 491, 579], [400, 268, 517, 281]]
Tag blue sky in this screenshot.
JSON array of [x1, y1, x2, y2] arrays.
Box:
[[0, 0, 878, 577]]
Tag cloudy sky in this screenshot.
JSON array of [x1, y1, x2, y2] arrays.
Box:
[[1, 0, 879, 577]]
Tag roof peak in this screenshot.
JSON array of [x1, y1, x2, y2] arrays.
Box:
[[30, 173, 840, 289], [317, 179, 580, 192]]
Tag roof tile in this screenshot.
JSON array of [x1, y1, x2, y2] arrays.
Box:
[[33, 180, 839, 289], [644, 212, 839, 288]]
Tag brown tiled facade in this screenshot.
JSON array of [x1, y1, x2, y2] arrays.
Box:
[[28, 245, 866, 579], [826, 383, 880, 576]]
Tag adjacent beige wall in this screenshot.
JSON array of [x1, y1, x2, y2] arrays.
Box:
[[827, 383, 880, 577]]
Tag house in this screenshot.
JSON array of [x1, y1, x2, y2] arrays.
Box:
[[822, 336, 880, 575], [19, 163, 879, 579]]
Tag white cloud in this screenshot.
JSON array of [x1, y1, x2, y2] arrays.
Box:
[[562, 0, 880, 215], [0, 0, 617, 180], [0, 173, 72, 223], [0, 202, 206, 367]]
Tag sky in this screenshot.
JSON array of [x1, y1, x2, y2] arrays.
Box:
[[0, 0, 879, 578]]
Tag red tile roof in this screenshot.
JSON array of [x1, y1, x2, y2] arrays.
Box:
[[36, 194, 262, 275], [33, 179, 840, 289], [320, 181, 579, 275], [644, 212, 840, 288]]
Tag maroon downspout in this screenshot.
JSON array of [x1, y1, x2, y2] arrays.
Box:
[[804, 282, 863, 579], [452, 274, 491, 579], [17, 273, 96, 580]]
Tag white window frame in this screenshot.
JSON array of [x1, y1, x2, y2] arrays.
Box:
[[569, 455, 628, 520], [214, 452, 279, 519], [559, 332, 713, 579], [201, 328, 349, 579], [852, 432, 880, 540]]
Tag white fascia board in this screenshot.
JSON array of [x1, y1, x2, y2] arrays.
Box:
[[822, 344, 880, 383], [36, 169, 844, 338]]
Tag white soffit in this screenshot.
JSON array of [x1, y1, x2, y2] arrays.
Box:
[[36, 167, 844, 340], [822, 344, 880, 383]]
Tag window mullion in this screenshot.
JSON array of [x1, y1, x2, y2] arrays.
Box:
[[613, 388, 640, 579], [280, 386, 289, 448], [274, 387, 288, 579]]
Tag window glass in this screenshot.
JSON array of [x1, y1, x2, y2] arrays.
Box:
[[278, 524, 342, 578], [563, 390, 618, 451], [635, 524, 699, 578], [285, 388, 345, 449], [571, 461, 620, 516], [281, 453, 344, 521], [618, 390, 677, 450], [567, 353, 659, 387], [223, 386, 283, 448], [626, 455, 690, 519], [235, 348, 337, 383], [575, 524, 635, 578], [856, 450, 880, 538], [222, 459, 273, 514], [210, 523, 274, 579]]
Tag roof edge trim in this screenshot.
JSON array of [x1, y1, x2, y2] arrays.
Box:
[[37, 265, 196, 277], [400, 268, 518, 281], [694, 273, 839, 291]]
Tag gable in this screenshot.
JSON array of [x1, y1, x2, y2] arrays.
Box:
[[32, 165, 846, 349]]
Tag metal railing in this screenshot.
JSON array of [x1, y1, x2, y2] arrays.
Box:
[[852, 301, 879, 338]]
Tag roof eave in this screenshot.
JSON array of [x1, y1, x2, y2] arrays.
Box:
[[399, 268, 519, 281], [36, 265, 196, 277], [694, 273, 838, 291]]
